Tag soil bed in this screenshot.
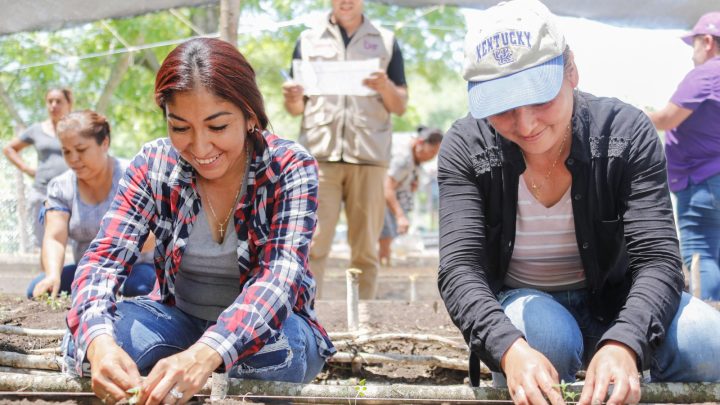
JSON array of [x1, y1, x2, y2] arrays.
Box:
[[0, 293, 469, 385], [0, 295, 66, 354]]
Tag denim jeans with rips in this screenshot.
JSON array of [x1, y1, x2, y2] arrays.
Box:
[[491, 288, 720, 386], [63, 297, 326, 383]]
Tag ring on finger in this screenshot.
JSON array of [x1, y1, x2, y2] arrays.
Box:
[[169, 387, 183, 400], [515, 387, 525, 398], [102, 393, 111, 404]]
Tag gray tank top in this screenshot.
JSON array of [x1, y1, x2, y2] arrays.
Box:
[[175, 209, 242, 321], [175, 155, 251, 321]]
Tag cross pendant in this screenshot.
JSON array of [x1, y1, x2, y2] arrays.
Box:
[[219, 226, 225, 240]]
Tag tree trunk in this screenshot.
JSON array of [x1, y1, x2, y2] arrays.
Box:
[[0, 83, 26, 128], [94, 51, 133, 116], [140, 49, 160, 74], [219, 0, 240, 46]]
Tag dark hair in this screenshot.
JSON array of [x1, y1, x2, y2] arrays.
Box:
[[57, 110, 111, 146], [714, 36, 720, 49], [417, 125, 443, 145], [46, 87, 73, 105], [154, 38, 269, 144]]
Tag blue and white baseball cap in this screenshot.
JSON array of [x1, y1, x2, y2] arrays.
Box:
[[463, 0, 566, 119]]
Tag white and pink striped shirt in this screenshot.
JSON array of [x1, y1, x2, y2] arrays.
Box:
[[504, 178, 586, 291]]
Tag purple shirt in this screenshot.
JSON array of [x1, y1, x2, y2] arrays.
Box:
[[664, 56, 720, 192]]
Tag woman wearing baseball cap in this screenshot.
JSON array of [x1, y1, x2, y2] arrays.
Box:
[[438, 0, 720, 404], [648, 11, 720, 301]]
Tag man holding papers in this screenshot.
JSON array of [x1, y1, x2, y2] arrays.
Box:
[[283, 0, 408, 299]]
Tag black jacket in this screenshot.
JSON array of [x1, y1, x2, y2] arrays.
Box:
[[437, 91, 683, 374]]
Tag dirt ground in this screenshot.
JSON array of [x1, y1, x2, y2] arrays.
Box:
[[0, 292, 469, 385], [315, 299, 468, 385], [6, 251, 716, 404], [0, 294, 67, 354], [0, 252, 473, 405]]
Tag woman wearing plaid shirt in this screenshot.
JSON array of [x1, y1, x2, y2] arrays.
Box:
[[64, 38, 335, 405]]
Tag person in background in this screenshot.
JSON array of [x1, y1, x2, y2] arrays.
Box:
[[26, 110, 156, 299], [282, 0, 408, 299], [647, 11, 720, 300], [65, 38, 335, 405], [438, 1, 720, 404], [3, 88, 71, 247], [379, 126, 442, 266]]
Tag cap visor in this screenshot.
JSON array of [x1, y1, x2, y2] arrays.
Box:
[[468, 54, 564, 119], [681, 34, 694, 45]]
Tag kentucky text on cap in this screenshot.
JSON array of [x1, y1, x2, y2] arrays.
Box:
[[463, 0, 566, 119]]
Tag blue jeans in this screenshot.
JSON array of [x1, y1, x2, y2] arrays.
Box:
[[64, 298, 326, 383], [492, 288, 720, 386], [674, 173, 720, 299], [26, 263, 156, 299]]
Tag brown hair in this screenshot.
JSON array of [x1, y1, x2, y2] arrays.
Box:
[[46, 87, 73, 105], [417, 125, 443, 145], [57, 110, 111, 146], [154, 38, 269, 144]]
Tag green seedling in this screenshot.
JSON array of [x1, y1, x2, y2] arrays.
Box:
[[126, 387, 140, 404], [554, 379, 578, 402], [37, 291, 71, 310], [349, 378, 367, 405]]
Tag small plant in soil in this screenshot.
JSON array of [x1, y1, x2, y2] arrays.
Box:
[[126, 386, 140, 404], [36, 291, 70, 310], [554, 379, 578, 402], [350, 378, 367, 404]]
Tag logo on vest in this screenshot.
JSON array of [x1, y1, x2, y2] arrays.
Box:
[[363, 39, 379, 51], [475, 31, 532, 64]]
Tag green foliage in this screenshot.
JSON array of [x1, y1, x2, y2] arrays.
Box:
[[350, 378, 367, 404], [0, 2, 468, 152], [555, 379, 579, 402], [0, 6, 205, 156], [36, 290, 70, 310], [126, 386, 141, 404]]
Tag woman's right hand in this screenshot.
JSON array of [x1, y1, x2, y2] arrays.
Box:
[[31, 276, 60, 298], [501, 338, 566, 405], [281, 81, 304, 103], [87, 335, 142, 404], [396, 215, 410, 235]]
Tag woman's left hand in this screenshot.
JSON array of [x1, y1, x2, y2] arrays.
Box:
[[138, 343, 223, 405], [362, 71, 392, 93], [578, 341, 641, 405]]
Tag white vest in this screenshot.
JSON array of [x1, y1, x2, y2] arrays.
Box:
[[298, 15, 395, 166]]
